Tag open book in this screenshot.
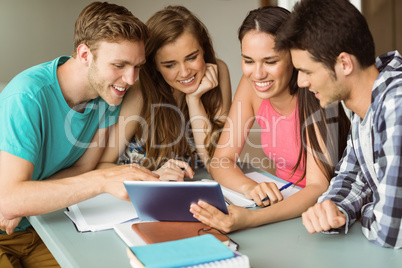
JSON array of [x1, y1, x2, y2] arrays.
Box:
[[206, 172, 300, 208], [64, 193, 139, 232]]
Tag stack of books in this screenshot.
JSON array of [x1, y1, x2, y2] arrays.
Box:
[[127, 234, 250, 268], [129, 221, 238, 251]]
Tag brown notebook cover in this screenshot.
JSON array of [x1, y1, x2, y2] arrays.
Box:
[[131, 221, 230, 244]]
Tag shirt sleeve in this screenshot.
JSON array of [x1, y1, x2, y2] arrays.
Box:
[[318, 128, 373, 233], [363, 88, 402, 249], [0, 93, 42, 164]]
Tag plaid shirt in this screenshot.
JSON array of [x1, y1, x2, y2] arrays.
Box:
[[318, 51, 402, 248]]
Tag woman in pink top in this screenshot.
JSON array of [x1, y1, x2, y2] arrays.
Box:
[[190, 6, 350, 233], [256, 98, 305, 187]]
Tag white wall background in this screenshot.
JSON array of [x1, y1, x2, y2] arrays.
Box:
[[278, 0, 361, 11], [0, 0, 260, 95], [0, 0, 363, 94]]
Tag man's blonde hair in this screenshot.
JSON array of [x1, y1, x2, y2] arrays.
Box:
[[72, 1, 148, 58]]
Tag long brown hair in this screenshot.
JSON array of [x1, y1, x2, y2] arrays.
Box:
[[137, 5, 224, 169], [295, 89, 350, 183]]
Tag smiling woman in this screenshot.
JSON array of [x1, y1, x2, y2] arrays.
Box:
[[96, 5, 232, 181], [155, 32, 206, 96], [189, 6, 350, 234]]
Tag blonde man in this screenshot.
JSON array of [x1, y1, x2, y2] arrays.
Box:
[[0, 2, 158, 266]]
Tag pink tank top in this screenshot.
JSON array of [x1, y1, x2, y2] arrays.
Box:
[[256, 99, 306, 187]]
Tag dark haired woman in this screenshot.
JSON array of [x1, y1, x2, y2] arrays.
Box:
[[190, 6, 350, 233]]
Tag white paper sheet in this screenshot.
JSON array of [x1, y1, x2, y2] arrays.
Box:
[[206, 172, 300, 208], [64, 193, 138, 232]]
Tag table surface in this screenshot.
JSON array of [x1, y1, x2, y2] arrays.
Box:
[[28, 166, 402, 268]]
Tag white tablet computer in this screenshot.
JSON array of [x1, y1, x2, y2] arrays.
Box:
[[124, 181, 228, 222]]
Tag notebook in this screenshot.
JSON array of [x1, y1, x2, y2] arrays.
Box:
[[127, 234, 250, 268], [131, 221, 239, 251], [205, 172, 301, 208], [124, 181, 228, 222], [64, 193, 138, 232]]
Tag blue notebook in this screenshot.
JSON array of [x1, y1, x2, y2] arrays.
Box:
[[129, 234, 235, 268]]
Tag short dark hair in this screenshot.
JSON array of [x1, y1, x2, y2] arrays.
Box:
[[275, 0, 375, 72]]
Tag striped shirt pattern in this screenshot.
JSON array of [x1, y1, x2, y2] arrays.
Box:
[[319, 51, 402, 249]]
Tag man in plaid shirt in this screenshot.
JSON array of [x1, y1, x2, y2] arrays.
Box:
[[276, 0, 402, 248]]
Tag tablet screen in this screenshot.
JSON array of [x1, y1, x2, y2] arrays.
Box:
[[124, 181, 228, 222]]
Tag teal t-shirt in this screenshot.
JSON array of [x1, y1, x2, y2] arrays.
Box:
[[0, 56, 121, 233]]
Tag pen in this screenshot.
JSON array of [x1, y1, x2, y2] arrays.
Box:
[[224, 197, 233, 206], [261, 182, 293, 202]]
